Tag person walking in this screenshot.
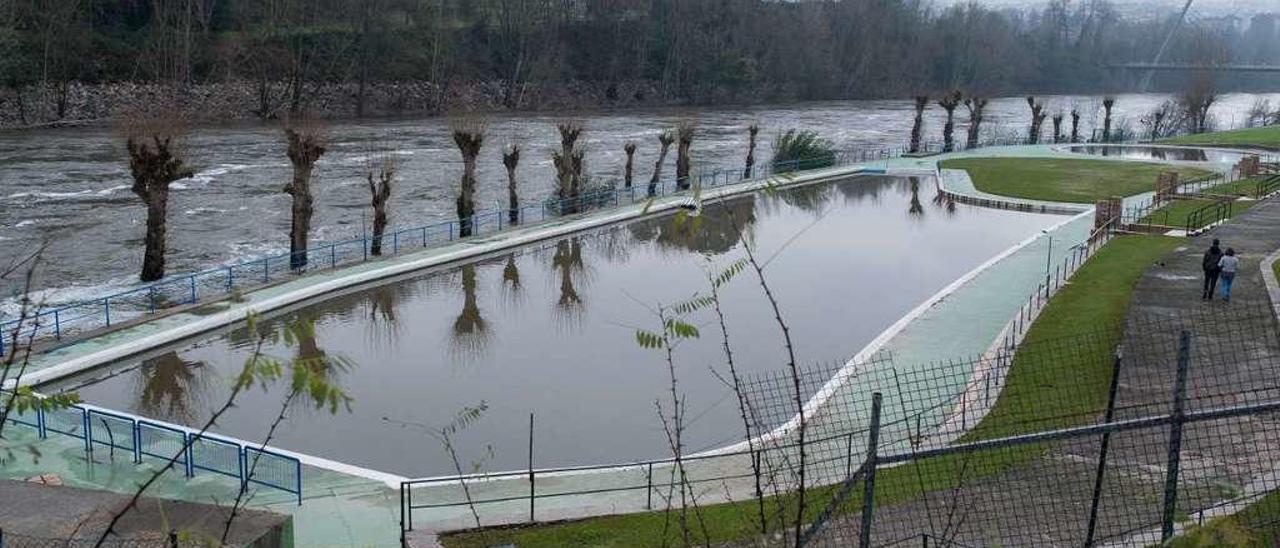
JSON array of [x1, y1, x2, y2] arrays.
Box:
[[1218, 248, 1240, 303], [1202, 239, 1223, 300]]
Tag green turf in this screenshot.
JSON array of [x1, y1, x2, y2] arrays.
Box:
[[941, 158, 1216, 204], [1139, 198, 1256, 229], [1169, 490, 1280, 547], [440, 235, 1182, 548], [1159, 125, 1280, 149]]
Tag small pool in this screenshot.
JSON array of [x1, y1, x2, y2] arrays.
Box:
[[1064, 144, 1244, 164], [50, 175, 1064, 476]]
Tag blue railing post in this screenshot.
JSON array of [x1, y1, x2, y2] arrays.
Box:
[[189, 277, 197, 304], [53, 310, 60, 340], [421, 227, 428, 247], [330, 245, 337, 269], [148, 287, 157, 314], [393, 232, 399, 254], [104, 298, 111, 327], [296, 459, 303, 505], [263, 257, 270, 283], [226, 267, 234, 292]]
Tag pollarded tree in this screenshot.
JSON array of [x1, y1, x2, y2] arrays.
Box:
[[365, 155, 394, 256], [282, 120, 328, 270], [964, 96, 988, 150], [1180, 72, 1218, 135], [125, 116, 195, 282], [650, 130, 675, 197], [1102, 97, 1116, 142], [553, 121, 585, 211], [1052, 113, 1064, 143], [623, 142, 637, 189], [503, 143, 521, 225], [909, 95, 929, 153], [743, 124, 759, 179], [938, 91, 962, 153], [1071, 109, 1082, 143], [452, 119, 486, 237], [1026, 97, 1046, 145], [676, 121, 695, 190]]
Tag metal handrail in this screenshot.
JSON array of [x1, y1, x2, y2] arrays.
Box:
[[0, 133, 1051, 357]]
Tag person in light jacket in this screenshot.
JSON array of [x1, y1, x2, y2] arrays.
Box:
[[1218, 248, 1240, 303]]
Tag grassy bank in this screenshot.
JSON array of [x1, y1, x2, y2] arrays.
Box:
[[1160, 125, 1280, 149], [1139, 198, 1257, 229], [941, 157, 1215, 203], [1170, 490, 1280, 547], [441, 235, 1180, 548]]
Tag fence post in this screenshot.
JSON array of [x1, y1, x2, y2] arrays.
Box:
[[188, 276, 197, 304], [528, 412, 535, 523], [1161, 331, 1191, 543], [1084, 350, 1124, 547], [859, 392, 884, 548], [169, 529, 178, 548], [646, 462, 654, 510], [103, 298, 111, 327]]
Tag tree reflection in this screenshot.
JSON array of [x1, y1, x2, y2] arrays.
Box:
[[135, 351, 204, 424], [836, 177, 885, 206], [551, 238, 586, 328], [907, 176, 925, 217], [450, 265, 490, 360], [930, 178, 957, 215], [629, 196, 757, 256], [501, 254, 522, 308]]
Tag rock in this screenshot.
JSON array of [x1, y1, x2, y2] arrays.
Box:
[[25, 473, 63, 486]]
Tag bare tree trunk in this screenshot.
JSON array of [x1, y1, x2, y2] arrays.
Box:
[[939, 91, 962, 153], [964, 97, 987, 150], [623, 142, 637, 189], [283, 125, 328, 270], [1052, 114, 1064, 143], [1071, 110, 1081, 143], [554, 121, 584, 212], [909, 95, 928, 153], [649, 131, 674, 197], [675, 122, 695, 190], [453, 121, 486, 237], [1027, 97, 1046, 145], [743, 124, 758, 179], [503, 143, 521, 225], [127, 128, 195, 283], [366, 161, 393, 256], [1102, 97, 1116, 142]]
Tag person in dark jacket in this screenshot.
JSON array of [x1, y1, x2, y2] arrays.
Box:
[[1202, 239, 1223, 300]]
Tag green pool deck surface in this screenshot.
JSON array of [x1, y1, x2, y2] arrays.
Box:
[[0, 143, 1244, 546]]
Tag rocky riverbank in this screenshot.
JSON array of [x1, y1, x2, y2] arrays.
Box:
[[0, 79, 802, 130]]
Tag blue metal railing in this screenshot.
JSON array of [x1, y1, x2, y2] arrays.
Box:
[[0, 132, 1067, 357], [2, 397, 304, 504]]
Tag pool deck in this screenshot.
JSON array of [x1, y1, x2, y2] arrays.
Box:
[[0, 143, 1256, 547]]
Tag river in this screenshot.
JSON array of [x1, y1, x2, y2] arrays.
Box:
[[2, 92, 1277, 314]]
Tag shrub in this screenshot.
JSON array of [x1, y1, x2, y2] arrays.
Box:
[[772, 129, 837, 172]]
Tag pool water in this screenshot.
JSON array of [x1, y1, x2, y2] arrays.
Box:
[[1064, 144, 1244, 165], [51, 175, 1063, 476]]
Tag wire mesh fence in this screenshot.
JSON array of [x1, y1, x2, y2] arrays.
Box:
[[795, 302, 1280, 547], [0, 529, 203, 548]]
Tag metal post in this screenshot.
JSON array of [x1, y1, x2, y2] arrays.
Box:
[[226, 266, 234, 292], [330, 245, 336, 268], [169, 529, 178, 548], [1161, 331, 1191, 542], [646, 463, 654, 510], [529, 413, 535, 522], [859, 392, 884, 548], [1085, 351, 1125, 547], [263, 257, 269, 283], [188, 277, 196, 304], [104, 298, 111, 327], [1044, 233, 1053, 300], [53, 309, 60, 340]]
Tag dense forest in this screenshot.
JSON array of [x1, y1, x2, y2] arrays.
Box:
[[0, 0, 1276, 122]]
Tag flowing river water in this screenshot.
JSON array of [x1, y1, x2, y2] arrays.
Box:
[[2, 92, 1277, 314]]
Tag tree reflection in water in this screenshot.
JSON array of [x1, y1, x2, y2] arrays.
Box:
[[450, 265, 491, 362], [930, 177, 957, 215], [501, 254, 523, 308], [907, 176, 925, 218], [629, 195, 757, 256], [551, 238, 586, 329], [134, 351, 206, 424]]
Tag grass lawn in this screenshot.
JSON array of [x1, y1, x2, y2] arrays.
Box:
[[1139, 198, 1256, 229], [941, 157, 1215, 204], [440, 235, 1182, 548], [1160, 125, 1280, 149], [1202, 178, 1263, 197], [1169, 490, 1280, 547]]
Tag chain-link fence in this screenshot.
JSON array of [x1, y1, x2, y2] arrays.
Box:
[[0, 528, 210, 548], [736, 302, 1280, 547]]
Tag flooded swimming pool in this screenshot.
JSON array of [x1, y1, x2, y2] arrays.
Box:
[[50, 175, 1063, 476], [1063, 144, 1245, 164]]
